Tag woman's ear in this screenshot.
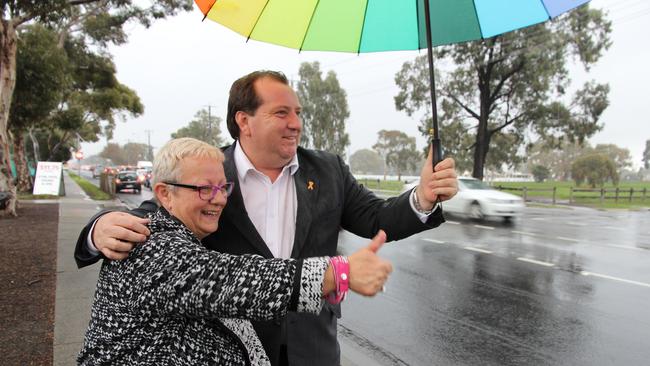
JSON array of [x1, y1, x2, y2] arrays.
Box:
[[153, 183, 172, 210]]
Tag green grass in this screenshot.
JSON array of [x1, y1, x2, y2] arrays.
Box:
[[68, 172, 113, 200], [491, 180, 650, 209], [356, 178, 404, 192]]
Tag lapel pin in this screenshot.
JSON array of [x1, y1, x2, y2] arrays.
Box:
[[307, 181, 315, 190]]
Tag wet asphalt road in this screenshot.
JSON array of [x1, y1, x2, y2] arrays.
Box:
[[337, 208, 650, 366], [82, 171, 650, 365]]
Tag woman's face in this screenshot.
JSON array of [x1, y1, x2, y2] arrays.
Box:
[[165, 156, 227, 239]]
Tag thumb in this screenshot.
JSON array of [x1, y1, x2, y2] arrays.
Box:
[[366, 230, 387, 253]]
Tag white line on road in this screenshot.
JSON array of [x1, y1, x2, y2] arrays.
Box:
[[603, 226, 626, 231], [581, 271, 650, 288], [445, 220, 460, 225], [569, 222, 588, 226], [511, 231, 537, 236], [557, 237, 580, 242], [532, 217, 547, 221], [464, 247, 493, 254], [517, 257, 554, 267], [474, 225, 494, 230], [422, 238, 445, 244], [607, 244, 646, 251]]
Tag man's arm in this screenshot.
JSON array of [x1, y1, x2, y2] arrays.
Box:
[[339, 148, 457, 241], [74, 199, 158, 268]]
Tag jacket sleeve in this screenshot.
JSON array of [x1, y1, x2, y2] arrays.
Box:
[[73, 200, 160, 268], [125, 233, 328, 320], [336, 155, 445, 242]]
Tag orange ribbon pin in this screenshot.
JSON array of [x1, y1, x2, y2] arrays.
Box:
[[307, 181, 315, 190]]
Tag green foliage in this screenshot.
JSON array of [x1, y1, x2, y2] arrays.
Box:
[[296, 62, 350, 158], [394, 5, 612, 180], [593, 143, 632, 174], [10, 25, 69, 133], [572, 154, 618, 188], [373, 130, 420, 179], [349, 149, 383, 175], [531, 165, 550, 182], [171, 108, 225, 147]]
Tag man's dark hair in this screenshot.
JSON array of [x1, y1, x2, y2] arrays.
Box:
[[226, 70, 289, 139]]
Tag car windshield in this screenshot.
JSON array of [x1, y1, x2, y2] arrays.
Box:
[[118, 173, 137, 180], [460, 179, 492, 190]]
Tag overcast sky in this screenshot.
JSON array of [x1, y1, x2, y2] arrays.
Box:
[[80, 0, 650, 170]]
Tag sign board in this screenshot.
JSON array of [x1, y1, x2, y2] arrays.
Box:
[[33, 162, 64, 196]]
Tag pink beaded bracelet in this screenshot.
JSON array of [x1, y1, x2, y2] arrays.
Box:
[[326, 256, 349, 305]]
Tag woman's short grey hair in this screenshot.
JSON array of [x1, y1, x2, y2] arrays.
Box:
[[152, 138, 224, 188]]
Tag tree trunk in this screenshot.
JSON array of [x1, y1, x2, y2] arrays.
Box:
[[13, 131, 32, 192], [0, 20, 18, 216], [28, 127, 41, 162]]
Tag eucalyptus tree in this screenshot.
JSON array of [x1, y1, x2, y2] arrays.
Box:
[[643, 140, 650, 170], [171, 108, 225, 147], [394, 5, 611, 180], [373, 130, 420, 181], [0, 0, 191, 216], [296, 61, 350, 158]]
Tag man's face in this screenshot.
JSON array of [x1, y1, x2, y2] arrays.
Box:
[[238, 77, 302, 168]]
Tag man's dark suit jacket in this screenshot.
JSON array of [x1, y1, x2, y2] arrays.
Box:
[[75, 144, 445, 366]]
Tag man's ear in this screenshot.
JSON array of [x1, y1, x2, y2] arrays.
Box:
[[153, 183, 172, 210], [235, 111, 251, 137]]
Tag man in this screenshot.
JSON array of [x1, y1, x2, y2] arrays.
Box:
[[75, 70, 458, 366]]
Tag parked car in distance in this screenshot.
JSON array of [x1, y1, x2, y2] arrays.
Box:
[[114, 171, 142, 194], [402, 177, 524, 222]]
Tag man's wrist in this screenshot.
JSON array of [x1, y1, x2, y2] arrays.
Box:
[[86, 218, 100, 256], [412, 188, 434, 214]]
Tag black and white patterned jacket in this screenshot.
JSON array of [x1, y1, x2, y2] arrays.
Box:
[[78, 208, 328, 365]]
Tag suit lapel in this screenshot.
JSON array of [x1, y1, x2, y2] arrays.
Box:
[[291, 162, 316, 258], [222, 145, 274, 258]]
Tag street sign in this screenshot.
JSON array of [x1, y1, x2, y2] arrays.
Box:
[[33, 162, 64, 196]]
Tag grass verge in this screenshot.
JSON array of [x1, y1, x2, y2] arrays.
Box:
[[18, 193, 59, 200], [68, 171, 112, 200]]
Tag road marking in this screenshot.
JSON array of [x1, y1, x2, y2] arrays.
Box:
[[517, 257, 554, 267], [532, 217, 547, 221], [474, 225, 494, 230], [607, 244, 645, 251], [603, 226, 625, 231], [570, 223, 587, 226], [581, 271, 650, 288], [511, 231, 537, 236], [422, 238, 445, 244], [557, 237, 580, 242], [464, 247, 493, 254], [446, 220, 460, 225]]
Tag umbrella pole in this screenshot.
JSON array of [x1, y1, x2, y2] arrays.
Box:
[[423, 0, 442, 170]]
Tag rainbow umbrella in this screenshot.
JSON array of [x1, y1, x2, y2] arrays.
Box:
[[195, 0, 590, 165]]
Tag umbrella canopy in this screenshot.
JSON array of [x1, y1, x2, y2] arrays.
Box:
[[195, 0, 589, 53], [195, 0, 590, 165]]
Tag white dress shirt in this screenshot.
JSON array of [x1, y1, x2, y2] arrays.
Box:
[[234, 142, 298, 259]]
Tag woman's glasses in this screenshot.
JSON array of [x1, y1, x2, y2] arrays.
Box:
[[164, 182, 234, 201]]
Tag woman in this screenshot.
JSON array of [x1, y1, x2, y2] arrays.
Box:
[[78, 138, 392, 365]]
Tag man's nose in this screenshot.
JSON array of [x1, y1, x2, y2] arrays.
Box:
[[287, 111, 302, 130]]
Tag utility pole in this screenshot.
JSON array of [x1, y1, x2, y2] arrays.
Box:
[[144, 129, 153, 161], [204, 105, 218, 145]]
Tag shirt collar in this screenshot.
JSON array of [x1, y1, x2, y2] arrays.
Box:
[[233, 141, 299, 182]]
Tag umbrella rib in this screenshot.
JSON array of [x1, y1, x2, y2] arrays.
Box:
[[415, 0, 421, 51], [539, 0, 552, 20], [299, 0, 321, 53], [246, 0, 271, 42], [470, 0, 485, 40], [201, 0, 218, 22], [356, 0, 370, 55]]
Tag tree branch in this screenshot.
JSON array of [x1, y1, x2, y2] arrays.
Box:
[[446, 93, 480, 120]]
